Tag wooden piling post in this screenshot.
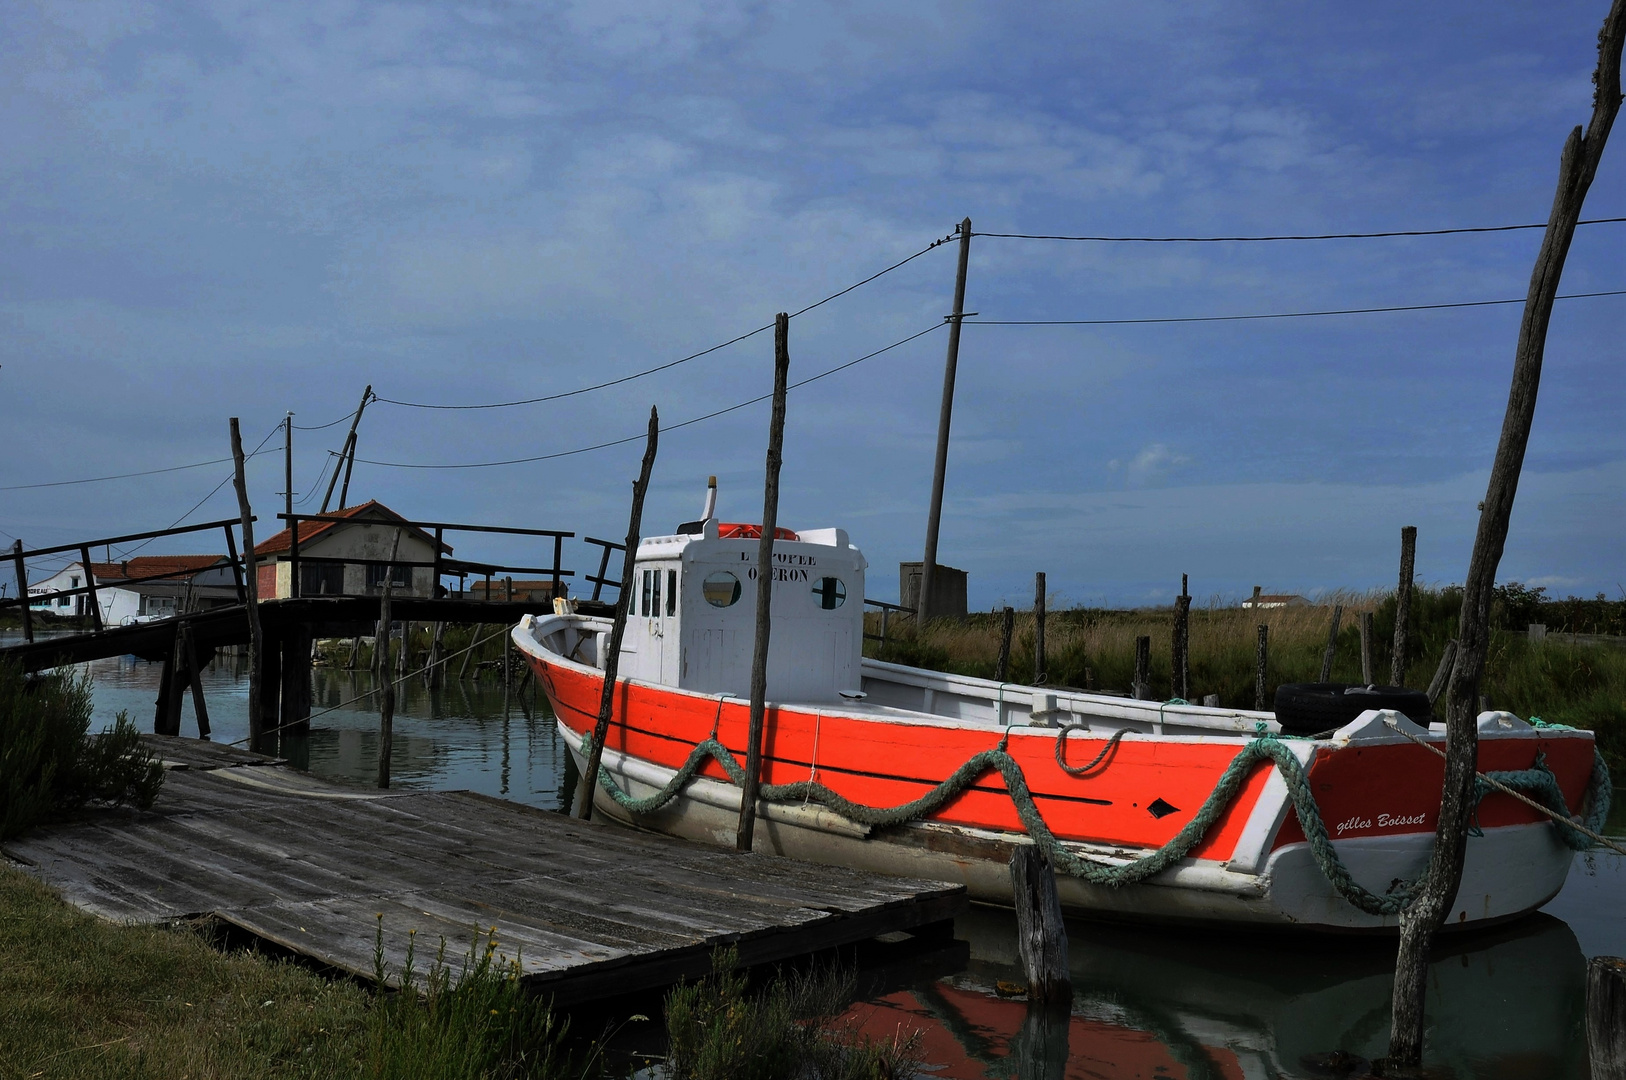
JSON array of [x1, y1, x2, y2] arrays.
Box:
[[229, 418, 267, 749], [427, 621, 445, 688], [1172, 575, 1190, 701], [79, 546, 104, 632], [460, 625, 484, 680], [156, 624, 184, 736], [347, 635, 362, 670], [12, 540, 32, 643], [1318, 604, 1343, 682], [1387, 8, 1623, 1063], [1359, 611, 1375, 685], [1009, 846, 1071, 1006], [577, 408, 660, 821], [1133, 635, 1150, 700], [1426, 639, 1459, 706], [737, 314, 791, 853], [376, 531, 402, 789], [1033, 573, 1046, 686], [1255, 624, 1269, 711], [1590, 956, 1626, 1080], [281, 625, 312, 737], [502, 576, 513, 685], [995, 606, 1014, 681], [185, 629, 212, 740], [1391, 525, 1417, 686], [919, 217, 972, 622], [397, 620, 411, 676]]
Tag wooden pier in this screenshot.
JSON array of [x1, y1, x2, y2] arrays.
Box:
[[2, 739, 966, 1003]]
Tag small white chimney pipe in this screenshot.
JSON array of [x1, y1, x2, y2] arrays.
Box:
[[700, 475, 717, 522]]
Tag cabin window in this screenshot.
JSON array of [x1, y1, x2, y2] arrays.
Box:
[[702, 571, 741, 608], [666, 570, 677, 616], [812, 576, 846, 610], [640, 570, 653, 616], [651, 568, 662, 616]]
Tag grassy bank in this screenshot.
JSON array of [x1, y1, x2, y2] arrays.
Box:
[[866, 586, 1626, 772], [0, 865, 920, 1080]]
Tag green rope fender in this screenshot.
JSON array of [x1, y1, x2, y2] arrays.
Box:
[[1475, 748, 1613, 850], [578, 728, 1419, 916]]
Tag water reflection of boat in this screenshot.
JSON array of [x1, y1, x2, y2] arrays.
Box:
[[839, 909, 1588, 1079]]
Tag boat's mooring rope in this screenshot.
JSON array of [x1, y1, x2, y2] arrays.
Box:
[[581, 710, 1615, 915]]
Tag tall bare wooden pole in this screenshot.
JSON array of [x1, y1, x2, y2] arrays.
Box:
[[575, 407, 659, 820], [919, 217, 971, 621], [375, 530, 402, 789], [1388, 3, 1623, 1065], [229, 419, 266, 749], [1390, 525, 1417, 686], [320, 385, 373, 513], [737, 313, 792, 852]]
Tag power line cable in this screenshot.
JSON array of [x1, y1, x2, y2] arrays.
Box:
[[111, 423, 285, 561], [372, 237, 950, 413], [353, 323, 945, 471], [972, 216, 1626, 243], [961, 288, 1626, 326], [292, 412, 358, 431]]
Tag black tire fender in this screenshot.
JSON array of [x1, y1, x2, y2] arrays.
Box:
[[1272, 682, 1432, 736]]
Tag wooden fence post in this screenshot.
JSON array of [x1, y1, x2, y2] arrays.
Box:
[[1133, 635, 1150, 700], [738, 314, 791, 852], [1359, 611, 1375, 685], [1387, 6, 1624, 1065], [1172, 575, 1190, 700], [577, 408, 660, 821], [229, 419, 267, 749], [1590, 956, 1626, 1080], [1391, 525, 1417, 686], [1033, 573, 1047, 686], [1319, 604, 1343, 682], [995, 606, 1014, 681], [1255, 624, 1269, 711]]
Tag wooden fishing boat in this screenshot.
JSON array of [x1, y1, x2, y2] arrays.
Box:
[[515, 511, 1608, 932]]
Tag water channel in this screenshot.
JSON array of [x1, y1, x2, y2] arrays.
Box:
[[29, 647, 1626, 1078]]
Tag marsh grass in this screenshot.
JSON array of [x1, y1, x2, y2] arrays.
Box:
[[663, 948, 921, 1080], [867, 587, 1626, 771]]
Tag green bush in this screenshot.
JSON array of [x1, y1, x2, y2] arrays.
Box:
[[0, 661, 163, 840], [665, 948, 920, 1080], [367, 920, 582, 1080]]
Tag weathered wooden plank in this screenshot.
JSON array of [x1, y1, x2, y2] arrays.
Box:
[[8, 760, 968, 1004]]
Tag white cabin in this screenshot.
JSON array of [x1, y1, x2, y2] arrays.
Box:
[[614, 519, 867, 704]]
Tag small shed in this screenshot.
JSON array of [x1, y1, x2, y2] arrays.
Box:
[[252, 501, 450, 599], [899, 562, 967, 620]]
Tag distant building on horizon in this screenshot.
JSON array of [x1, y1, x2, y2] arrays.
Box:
[[28, 555, 237, 624], [1242, 586, 1310, 610]]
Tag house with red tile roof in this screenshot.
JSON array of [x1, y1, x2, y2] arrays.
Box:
[[252, 500, 450, 599], [28, 555, 238, 625]]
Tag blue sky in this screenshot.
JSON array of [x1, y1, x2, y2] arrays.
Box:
[[3, 1, 1622, 608]]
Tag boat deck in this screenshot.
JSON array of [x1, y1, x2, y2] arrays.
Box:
[[2, 738, 966, 1003]]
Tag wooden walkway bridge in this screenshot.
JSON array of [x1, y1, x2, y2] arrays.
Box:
[[3, 738, 966, 1003]]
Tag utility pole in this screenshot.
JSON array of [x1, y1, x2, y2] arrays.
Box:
[[919, 217, 971, 621], [321, 385, 373, 513]]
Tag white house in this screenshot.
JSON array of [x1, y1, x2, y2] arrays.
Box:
[[29, 556, 238, 625]]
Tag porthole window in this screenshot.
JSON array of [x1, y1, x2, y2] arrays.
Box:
[[702, 571, 742, 608], [812, 576, 846, 610]]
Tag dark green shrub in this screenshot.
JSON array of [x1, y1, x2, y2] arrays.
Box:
[[0, 661, 162, 839]]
